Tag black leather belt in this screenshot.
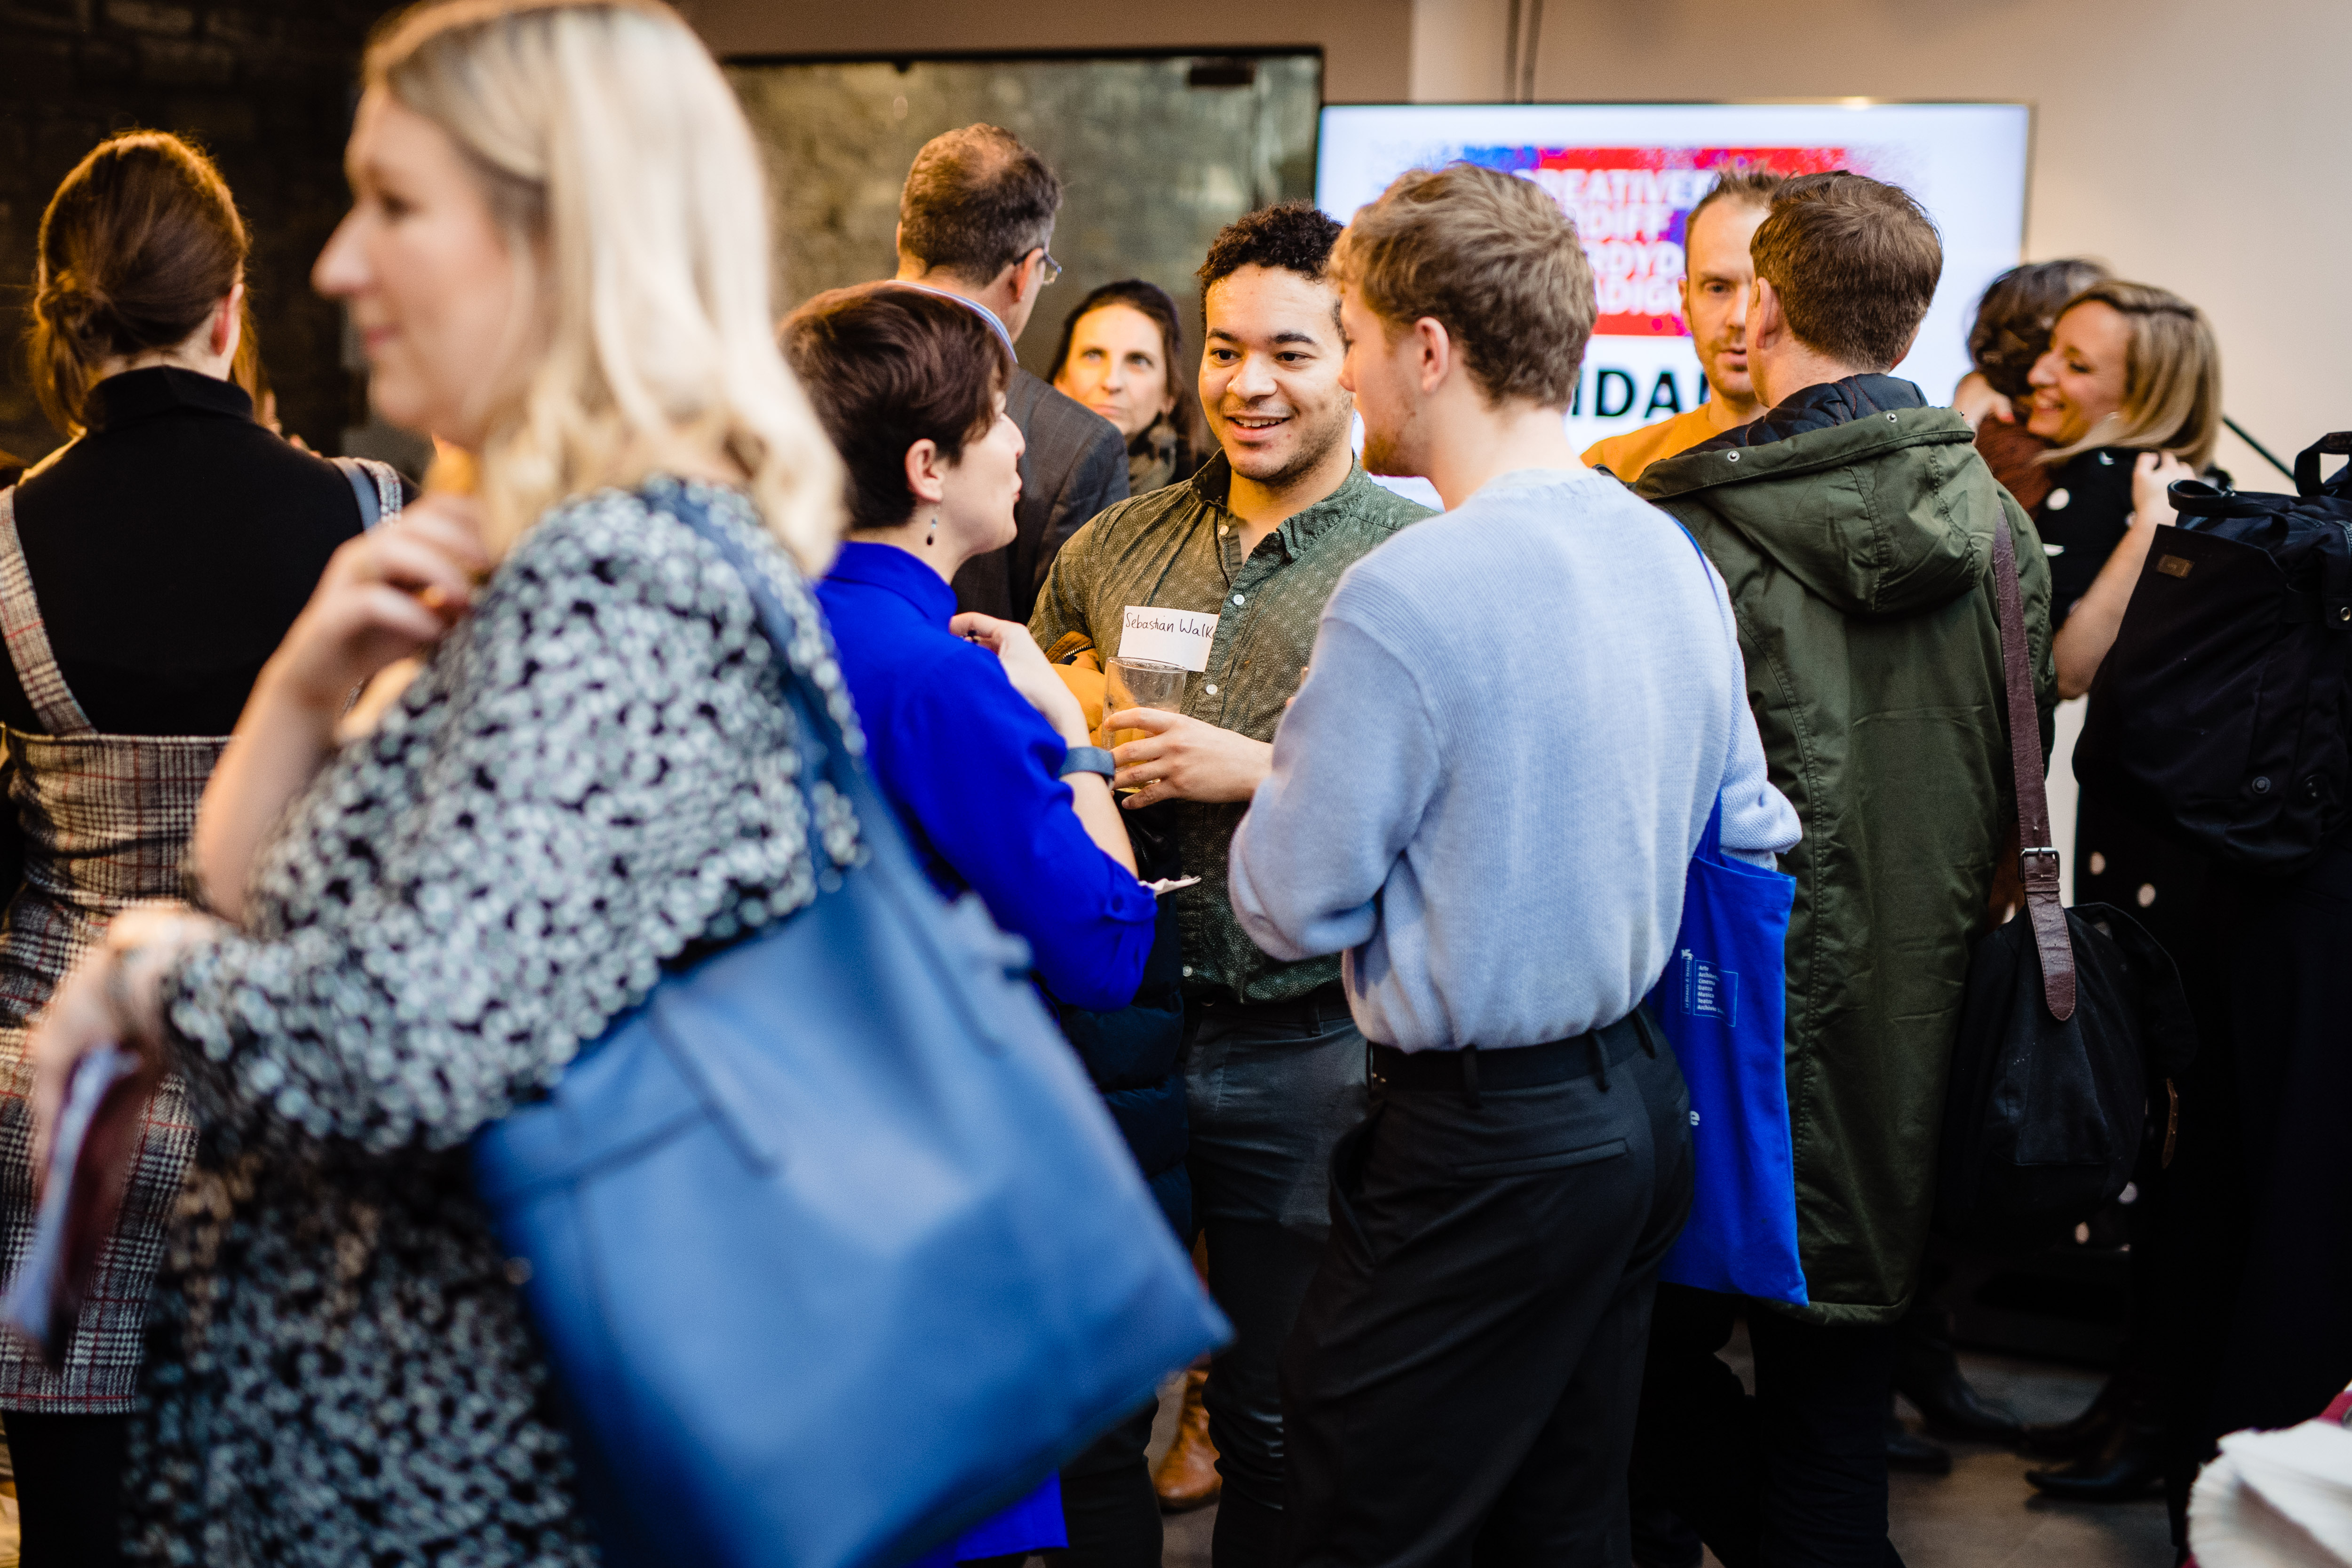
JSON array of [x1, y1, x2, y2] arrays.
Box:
[[1367, 1011, 1653, 1101]]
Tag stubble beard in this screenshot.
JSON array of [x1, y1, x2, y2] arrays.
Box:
[[1224, 398, 1359, 492]]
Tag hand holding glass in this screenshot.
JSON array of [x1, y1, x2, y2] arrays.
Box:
[[1101, 656, 1187, 755]]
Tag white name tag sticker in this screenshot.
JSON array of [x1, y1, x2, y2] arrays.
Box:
[[1118, 605, 1219, 672]]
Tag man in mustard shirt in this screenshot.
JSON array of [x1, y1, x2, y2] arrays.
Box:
[[1585, 167, 1781, 481]]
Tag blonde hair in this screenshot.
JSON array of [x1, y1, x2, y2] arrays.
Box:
[[2041, 279, 2221, 471], [366, 0, 842, 570]]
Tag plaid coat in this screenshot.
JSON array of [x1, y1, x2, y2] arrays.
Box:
[[0, 486, 222, 1412]]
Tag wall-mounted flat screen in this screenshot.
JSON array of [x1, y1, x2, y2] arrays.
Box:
[[1317, 103, 2030, 457]]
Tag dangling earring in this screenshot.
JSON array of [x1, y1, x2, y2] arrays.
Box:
[[926, 511, 939, 547]]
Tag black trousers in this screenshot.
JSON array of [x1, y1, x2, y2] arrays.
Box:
[[1280, 1030, 1692, 1567], [1631, 1287, 1904, 1568], [8, 1409, 128, 1568]]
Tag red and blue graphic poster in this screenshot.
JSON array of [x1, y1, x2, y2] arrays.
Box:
[[1315, 103, 2029, 470], [1456, 147, 1851, 335]]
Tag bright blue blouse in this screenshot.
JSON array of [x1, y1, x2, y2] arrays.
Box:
[[816, 541, 1156, 1013]]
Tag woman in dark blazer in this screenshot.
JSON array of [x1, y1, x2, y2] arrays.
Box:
[[0, 130, 391, 1566]]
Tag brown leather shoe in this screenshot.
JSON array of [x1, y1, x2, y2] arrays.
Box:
[[1153, 1368, 1221, 1513]]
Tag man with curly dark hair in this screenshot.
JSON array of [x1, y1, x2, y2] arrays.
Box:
[[1032, 200, 1430, 1568]]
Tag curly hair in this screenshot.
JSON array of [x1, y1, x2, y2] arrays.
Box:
[[1198, 201, 1344, 293]]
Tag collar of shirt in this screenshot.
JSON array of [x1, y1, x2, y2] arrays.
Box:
[[1186, 453, 1397, 569], [86, 366, 254, 432], [825, 540, 959, 627]]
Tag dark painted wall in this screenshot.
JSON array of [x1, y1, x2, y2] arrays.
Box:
[[0, 0, 393, 465]]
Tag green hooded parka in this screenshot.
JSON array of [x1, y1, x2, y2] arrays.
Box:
[[1639, 401, 2056, 1326]]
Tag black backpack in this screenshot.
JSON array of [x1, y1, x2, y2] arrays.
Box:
[[2074, 433, 2352, 874]]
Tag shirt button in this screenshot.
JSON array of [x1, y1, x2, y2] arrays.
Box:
[[1205, 683, 1219, 695], [1232, 593, 1246, 605], [1182, 965, 1193, 977], [1217, 525, 1228, 535]]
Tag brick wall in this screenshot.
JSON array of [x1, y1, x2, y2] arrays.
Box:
[[0, 0, 394, 466]]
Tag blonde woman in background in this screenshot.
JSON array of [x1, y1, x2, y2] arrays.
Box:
[[25, 1, 847, 1562]]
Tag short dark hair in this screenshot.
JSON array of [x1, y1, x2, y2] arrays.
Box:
[[1750, 171, 1942, 372], [897, 124, 1061, 286], [1686, 164, 1784, 236], [1967, 258, 2111, 399], [780, 284, 1011, 532], [1330, 163, 1595, 408], [1198, 200, 1343, 294]]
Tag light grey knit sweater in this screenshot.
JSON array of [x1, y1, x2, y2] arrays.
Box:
[[1229, 464, 1799, 1052]]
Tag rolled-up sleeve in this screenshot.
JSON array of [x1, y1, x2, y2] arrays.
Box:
[[1230, 614, 1439, 963]]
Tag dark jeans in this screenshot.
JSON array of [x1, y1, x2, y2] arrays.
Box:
[[1282, 1024, 1693, 1568], [8, 1410, 128, 1568], [1632, 1287, 1905, 1568], [1182, 986, 1367, 1568]]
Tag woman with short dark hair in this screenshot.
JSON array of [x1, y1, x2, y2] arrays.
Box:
[[1048, 280, 1200, 495], [790, 281, 1174, 1568], [0, 127, 389, 1566]]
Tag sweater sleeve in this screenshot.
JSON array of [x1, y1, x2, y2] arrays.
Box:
[[1229, 613, 1441, 963], [1705, 551, 1803, 867], [160, 492, 844, 1158]]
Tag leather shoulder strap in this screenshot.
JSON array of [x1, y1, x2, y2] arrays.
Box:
[[0, 487, 95, 738], [1992, 517, 2075, 1019]]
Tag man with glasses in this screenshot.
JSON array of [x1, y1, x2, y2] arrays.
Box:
[[891, 123, 1128, 621]]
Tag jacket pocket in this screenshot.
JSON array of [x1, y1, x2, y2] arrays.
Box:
[[1456, 1137, 1628, 1180]]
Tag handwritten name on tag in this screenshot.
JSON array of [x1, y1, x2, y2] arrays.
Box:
[[1118, 605, 1219, 672]]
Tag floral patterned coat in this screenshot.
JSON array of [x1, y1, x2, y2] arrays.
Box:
[[128, 480, 859, 1567]]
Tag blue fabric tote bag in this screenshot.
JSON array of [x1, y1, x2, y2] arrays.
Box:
[[473, 490, 1229, 1568], [1645, 796, 1808, 1305]]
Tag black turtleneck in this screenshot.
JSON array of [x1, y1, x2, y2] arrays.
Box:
[[4, 367, 368, 736]]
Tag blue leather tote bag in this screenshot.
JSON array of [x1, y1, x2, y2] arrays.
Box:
[[1645, 796, 1807, 1305], [473, 491, 1229, 1568]]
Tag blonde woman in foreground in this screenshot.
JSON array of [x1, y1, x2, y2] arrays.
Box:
[[25, 1, 847, 1562]]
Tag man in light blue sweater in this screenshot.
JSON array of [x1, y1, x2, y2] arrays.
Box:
[[1228, 164, 1797, 1564]]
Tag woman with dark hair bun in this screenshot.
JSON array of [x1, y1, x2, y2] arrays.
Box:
[[791, 281, 1175, 1568], [0, 128, 390, 1565], [1049, 279, 1201, 495]]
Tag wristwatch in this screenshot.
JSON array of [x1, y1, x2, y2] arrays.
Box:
[[1057, 745, 1117, 781]]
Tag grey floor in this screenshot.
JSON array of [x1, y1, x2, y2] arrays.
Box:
[[1140, 1334, 2171, 1568]]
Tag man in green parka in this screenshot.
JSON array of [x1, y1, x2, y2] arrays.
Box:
[[1628, 173, 2056, 1567]]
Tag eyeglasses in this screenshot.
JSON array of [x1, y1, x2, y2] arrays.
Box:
[[1035, 249, 1063, 287]]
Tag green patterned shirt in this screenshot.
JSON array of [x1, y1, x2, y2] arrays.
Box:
[[1031, 455, 1432, 1004]]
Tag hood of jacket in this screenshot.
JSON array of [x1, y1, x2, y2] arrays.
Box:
[[1636, 388, 1999, 621]]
